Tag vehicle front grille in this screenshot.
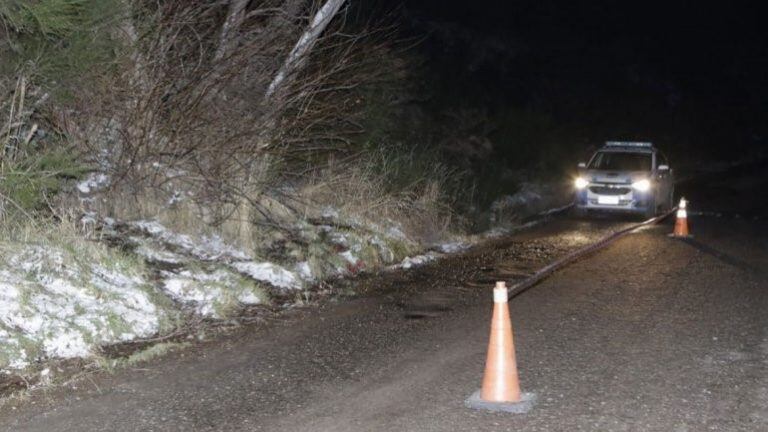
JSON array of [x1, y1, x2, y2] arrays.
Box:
[[589, 185, 631, 195]]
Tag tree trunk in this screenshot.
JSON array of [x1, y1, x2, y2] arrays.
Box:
[[116, 1, 149, 93], [264, 0, 346, 100], [214, 0, 250, 61]]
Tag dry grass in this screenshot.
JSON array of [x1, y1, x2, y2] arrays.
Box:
[[69, 147, 460, 257], [296, 154, 457, 243]]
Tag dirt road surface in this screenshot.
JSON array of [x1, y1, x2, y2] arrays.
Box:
[[2, 165, 767, 431]]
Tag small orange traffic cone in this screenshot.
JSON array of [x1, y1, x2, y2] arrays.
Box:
[[466, 281, 536, 413], [671, 198, 691, 237]]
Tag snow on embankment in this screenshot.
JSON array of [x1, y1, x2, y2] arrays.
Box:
[[0, 175, 569, 375], [0, 244, 172, 371], [0, 218, 304, 373], [126, 220, 293, 317]]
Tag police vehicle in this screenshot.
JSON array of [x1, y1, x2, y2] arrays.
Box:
[[574, 141, 674, 218]]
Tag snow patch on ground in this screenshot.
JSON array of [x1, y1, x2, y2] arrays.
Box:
[[231, 262, 301, 290], [295, 261, 314, 281], [385, 225, 408, 241], [436, 242, 470, 254], [130, 220, 303, 291], [321, 207, 339, 219], [131, 220, 250, 262], [398, 253, 439, 270], [0, 245, 167, 371], [159, 268, 263, 317], [134, 243, 187, 265], [340, 250, 358, 264], [76, 172, 110, 194]]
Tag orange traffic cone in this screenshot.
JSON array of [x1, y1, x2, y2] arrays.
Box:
[[466, 281, 536, 413], [671, 198, 691, 237]]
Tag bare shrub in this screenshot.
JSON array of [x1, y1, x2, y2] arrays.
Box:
[[2, 0, 461, 253], [64, 1, 409, 232]]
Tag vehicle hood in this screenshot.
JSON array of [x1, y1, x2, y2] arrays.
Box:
[[583, 170, 649, 184]]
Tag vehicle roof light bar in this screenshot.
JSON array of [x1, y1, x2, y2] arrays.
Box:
[[604, 141, 653, 148]]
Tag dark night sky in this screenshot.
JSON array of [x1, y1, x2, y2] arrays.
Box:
[[392, 0, 768, 162]]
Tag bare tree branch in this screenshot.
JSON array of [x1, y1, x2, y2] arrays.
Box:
[[214, 0, 249, 61], [264, 0, 346, 100]]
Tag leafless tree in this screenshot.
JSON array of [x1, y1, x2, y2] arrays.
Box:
[[265, 0, 347, 100], [71, 0, 403, 227], [214, 0, 250, 61]]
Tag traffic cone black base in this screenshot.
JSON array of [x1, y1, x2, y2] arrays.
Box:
[[465, 390, 537, 414]]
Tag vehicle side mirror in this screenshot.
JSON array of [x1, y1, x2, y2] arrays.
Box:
[[577, 162, 586, 168], [658, 165, 669, 171]]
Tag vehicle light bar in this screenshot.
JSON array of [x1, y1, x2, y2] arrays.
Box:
[[604, 141, 653, 148]]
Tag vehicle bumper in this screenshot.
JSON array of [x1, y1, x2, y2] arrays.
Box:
[[574, 188, 653, 214]]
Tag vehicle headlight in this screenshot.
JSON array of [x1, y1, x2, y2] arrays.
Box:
[[574, 177, 589, 189], [631, 179, 651, 192]]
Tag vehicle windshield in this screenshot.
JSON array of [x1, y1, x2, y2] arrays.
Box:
[[588, 151, 651, 171]]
